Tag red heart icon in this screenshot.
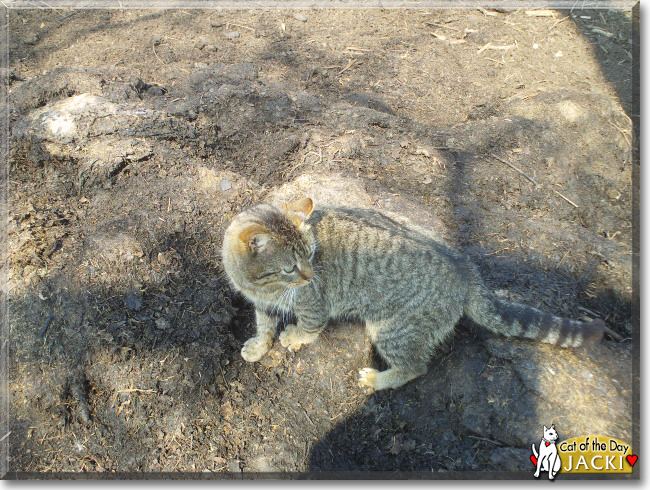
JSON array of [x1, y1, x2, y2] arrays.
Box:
[[626, 455, 638, 467]]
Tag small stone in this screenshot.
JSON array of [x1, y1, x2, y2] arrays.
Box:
[[124, 293, 143, 312], [157, 251, 172, 266], [224, 31, 240, 40], [220, 179, 232, 191], [606, 188, 621, 200], [194, 62, 208, 69], [24, 33, 39, 45], [211, 22, 224, 28], [155, 318, 171, 330], [0, 68, 17, 82], [422, 176, 433, 184], [293, 13, 308, 22], [147, 85, 166, 96], [414, 147, 431, 157], [22, 265, 38, 285]]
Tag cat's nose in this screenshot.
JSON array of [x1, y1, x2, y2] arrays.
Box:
[[299, 268, 314, 282]]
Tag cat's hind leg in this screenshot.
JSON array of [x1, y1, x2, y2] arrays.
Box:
[[360, 315, 450, 392], [358, 366, 426, 392]]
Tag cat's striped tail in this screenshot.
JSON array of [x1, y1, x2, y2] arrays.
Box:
[[465, 287, 605, 349]]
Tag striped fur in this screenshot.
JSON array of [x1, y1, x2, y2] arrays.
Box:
[[222, 200, 605, 390]]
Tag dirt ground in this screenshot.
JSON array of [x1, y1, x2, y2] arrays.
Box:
[[4, 5, 637, 478]]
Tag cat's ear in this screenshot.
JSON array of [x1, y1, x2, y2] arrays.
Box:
[[239, 224, 272, 253], [283, 197, 314, 225]]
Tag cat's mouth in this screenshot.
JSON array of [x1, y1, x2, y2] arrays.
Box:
[[292, 277, 313, 288]]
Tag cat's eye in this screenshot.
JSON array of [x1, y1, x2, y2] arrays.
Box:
[[283, 265, 299, 274]]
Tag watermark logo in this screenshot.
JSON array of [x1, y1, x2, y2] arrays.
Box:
[[531, 424, 561, 479], [530, 429, 636, 477]]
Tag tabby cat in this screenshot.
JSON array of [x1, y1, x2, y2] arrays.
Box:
[[221, 197, 604, 391]]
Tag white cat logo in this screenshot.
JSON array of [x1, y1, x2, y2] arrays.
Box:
[[531, 424, 562, 480]]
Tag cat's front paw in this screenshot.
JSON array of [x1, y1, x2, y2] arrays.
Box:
[[279, 324, 317, 352], [358, 367, 378, 393], [241, 337, 271, 362]]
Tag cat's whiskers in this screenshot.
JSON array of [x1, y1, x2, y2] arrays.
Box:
[[283, 287, 293, 310], [288, 288, 297, 324], [311, 270, 324, 295], [271, 287, 291, 318], [279, 288, 290, 323], [276, 289, 287, 324], [272, 285, 297, 326]]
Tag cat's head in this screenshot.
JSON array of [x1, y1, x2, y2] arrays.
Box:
[[222, 197, 317, 296], [543, 425, 558, 442]]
